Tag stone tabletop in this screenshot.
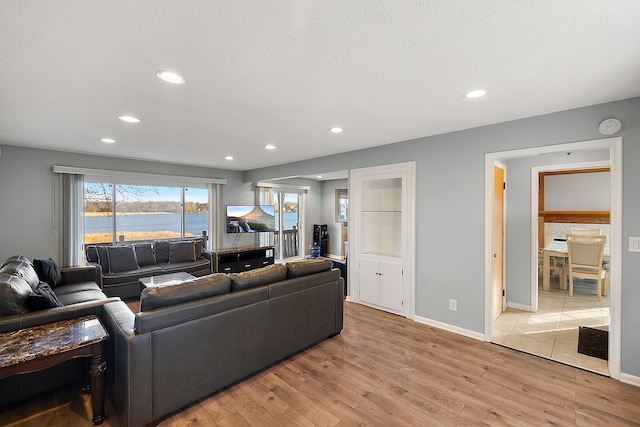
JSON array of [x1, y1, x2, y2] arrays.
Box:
[[0, 316, 108, 368]]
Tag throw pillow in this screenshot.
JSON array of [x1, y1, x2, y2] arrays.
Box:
[[134, 244, 156, 266], [33, 258, 62, 288], [168, 241, 196, 263], [106, 246, 139, 274], [25, 281, 64, 311], [185, 237, 204, 258], [154, 241, 170, 263]]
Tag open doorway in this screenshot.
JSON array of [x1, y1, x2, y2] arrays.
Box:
[[484, 137, 622, 379]]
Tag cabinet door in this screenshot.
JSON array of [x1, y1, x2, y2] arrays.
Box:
[[378, 261, 403, 312], [359, 258, 380, 305]]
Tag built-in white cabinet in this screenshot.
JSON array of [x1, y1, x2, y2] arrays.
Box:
[[359, 256, 403, 312], [350, 162, 415, 318]]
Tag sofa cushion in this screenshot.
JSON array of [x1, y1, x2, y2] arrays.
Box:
[[154, 241, 170, 263], [285, 258, 333, 279], [230, 263, 287, 292], [33, 258, 62, 288], [140, 273, 231, 311], [96, 246, 110, 272], [0, 272, 33, 315], [25, 282, 63, 311], [169, 241, 196, 263], [107, 246, 139, 274], [185, 237, 204, 258], [86, 245, 98, 263], [0, 256, 40, 289], [134, 244, 156, 266]]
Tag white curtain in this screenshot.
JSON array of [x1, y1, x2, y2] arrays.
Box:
[[257, 186, 273, 247], [62, 173, 84, 266]]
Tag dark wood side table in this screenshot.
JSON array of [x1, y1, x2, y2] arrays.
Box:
[[0, 316, 109, 425]]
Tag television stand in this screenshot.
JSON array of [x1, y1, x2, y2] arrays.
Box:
[[213, 246, 275, 273]]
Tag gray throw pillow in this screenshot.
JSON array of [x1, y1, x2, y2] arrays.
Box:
[[134, 244, 156, 266], [107, 246, 139, 274], [169, 241, 196, 263]]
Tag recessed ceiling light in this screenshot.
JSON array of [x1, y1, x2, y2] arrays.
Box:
[[464, 89, 488, 99], [265, 144, 277, 150], [225, 155, 234, 160], [317, 175, 323, 179], [156, 70, 186, 84], [118, 115, 140, 123], [100, 138, 116, 144], [329, 127, 344, 133]]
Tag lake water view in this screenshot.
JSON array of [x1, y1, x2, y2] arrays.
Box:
[[85, 212, 299, 239]]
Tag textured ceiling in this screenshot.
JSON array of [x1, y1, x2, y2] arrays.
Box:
[[1, 1, 639, 171]]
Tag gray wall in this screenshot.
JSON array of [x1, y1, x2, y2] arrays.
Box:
[[244, 97, 640, 378], [2, 97, 639, 378]]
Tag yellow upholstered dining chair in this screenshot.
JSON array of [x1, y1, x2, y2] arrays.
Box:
[[566, 234, 607, 300]]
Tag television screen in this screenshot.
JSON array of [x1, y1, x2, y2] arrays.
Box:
[[226, 205, 276, 233]]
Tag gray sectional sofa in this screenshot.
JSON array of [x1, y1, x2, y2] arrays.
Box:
[[102, 258, 344, 427], [86, 238, 213, 299], [0, 256, 119, 406]]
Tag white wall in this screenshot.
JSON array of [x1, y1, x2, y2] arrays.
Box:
[[321, 179, 348, 259], [545, 171, 610, 211]]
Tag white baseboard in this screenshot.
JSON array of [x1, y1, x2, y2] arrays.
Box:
[[620, 372, 640, 388], [414, 315, 485, 341], [507, 301, 532, 311]]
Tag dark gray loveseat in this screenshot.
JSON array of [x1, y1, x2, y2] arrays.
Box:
[[0, 256, 119, 406], [86, 238, 213, 299], [102, 259, 344, 427]]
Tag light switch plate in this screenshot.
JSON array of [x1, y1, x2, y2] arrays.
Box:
[[629, 237, 640, 252]]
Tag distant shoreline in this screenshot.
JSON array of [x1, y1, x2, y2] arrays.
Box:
[[84, 212, 173, 217]]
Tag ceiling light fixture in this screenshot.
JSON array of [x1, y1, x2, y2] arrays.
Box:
[[225, 155, 234, 160], [464, 89, 488, 99], [118, 115, 140, 123], [317, 175, 323, 179], [100, 138, 116, 144], [156, 70, 186, 84], [265, 144, 277, 150], [330, 127, 344, 133]]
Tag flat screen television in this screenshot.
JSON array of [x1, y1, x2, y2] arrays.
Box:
[[226, 205, 276, 233]]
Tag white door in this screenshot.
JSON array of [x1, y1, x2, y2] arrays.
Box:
[[359, 258, 380, 305], [379, 260, 403, 311]]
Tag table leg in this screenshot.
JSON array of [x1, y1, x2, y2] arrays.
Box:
[[543, 250, 550, 291], [89, 346, 107, 425]]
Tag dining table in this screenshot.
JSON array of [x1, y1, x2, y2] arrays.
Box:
[[542, 240, 610, 291]]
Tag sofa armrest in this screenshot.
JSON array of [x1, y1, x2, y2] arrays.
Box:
[[202, 250, 214, 273], [0, 297, 120, 333], [102, 301, 153, 427], [61, 265, 103, 288]]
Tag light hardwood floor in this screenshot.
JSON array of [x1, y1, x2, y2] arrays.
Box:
[[2, 302, 639, 426]]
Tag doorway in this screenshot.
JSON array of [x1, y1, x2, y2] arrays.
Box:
[[484, 137, 622, 379]]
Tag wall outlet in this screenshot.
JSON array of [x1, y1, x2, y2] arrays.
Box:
[[449, 299, 457, 311], [630, 237, 640, 252]]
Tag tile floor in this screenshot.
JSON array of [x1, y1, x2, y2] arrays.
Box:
[[493, 275, 609, 375]]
